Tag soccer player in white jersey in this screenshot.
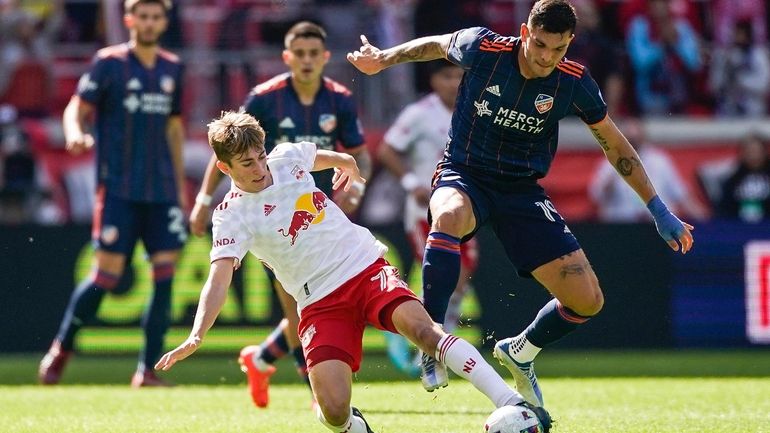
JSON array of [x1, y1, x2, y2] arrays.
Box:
[[155, 111, 551, 433], [378, 61, 479, 378]]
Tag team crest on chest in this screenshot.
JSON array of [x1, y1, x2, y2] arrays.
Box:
[[534, 94, 554, 114], [160, 75, 175, 93], [318, 114, 337, 133], [291, 165, 306, 180]]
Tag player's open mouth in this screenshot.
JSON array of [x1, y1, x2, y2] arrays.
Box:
[[254, 176, 265, 183]]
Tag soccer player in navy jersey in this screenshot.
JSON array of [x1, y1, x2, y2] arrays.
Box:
[[188, 21, 372, 408], [38, 0, 186, 387], [349, 0, 694, 409]]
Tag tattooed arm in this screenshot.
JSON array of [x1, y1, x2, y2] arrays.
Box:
[[588, 116, 694, 253], [347, 34, 453, 75], [587, 116, 658, 204]]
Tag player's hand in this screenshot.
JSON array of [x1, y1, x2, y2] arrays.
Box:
[[334, 188, 363, 215], [332, 164, 365, 193], [65, 132, 95, 155], [347, 35, 386, 75], [154, 336, 201, 371], [189, 202, 210, 237], [647, 196, 694, 254]]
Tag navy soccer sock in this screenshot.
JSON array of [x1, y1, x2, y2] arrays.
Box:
[[56, 270, 119, 351], [292, 347, 311, 388], [259, 322, 290, 364], [422, 232, 461, 324], [525, 298, 591, 348], [140, 262, 174, 371]]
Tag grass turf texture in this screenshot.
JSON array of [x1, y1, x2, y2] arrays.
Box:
[[2, 351, 770, 432], [2, 379, 770, 432]]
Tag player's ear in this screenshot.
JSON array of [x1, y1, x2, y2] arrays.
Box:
[[282, 49, 291, 66], [323, 50, 331, 63], [215, 160, 231, 175], [520, 23, 529, 40], [123, 13, 134, 29]]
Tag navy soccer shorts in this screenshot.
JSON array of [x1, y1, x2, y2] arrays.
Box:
[[92, 187, 187, 255], [431, 162, 580, 277]]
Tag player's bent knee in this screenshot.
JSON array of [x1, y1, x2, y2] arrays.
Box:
[[316, 398, 351, 427], [568, 290, 604, 317]]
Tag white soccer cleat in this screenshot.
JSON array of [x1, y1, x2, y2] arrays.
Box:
[[420, 351, 449, 392], [493, 337, 544, 407]]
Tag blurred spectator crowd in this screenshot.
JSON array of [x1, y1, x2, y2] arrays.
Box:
[[1, 0, 770, 226]]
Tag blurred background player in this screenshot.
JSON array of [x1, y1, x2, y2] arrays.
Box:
[[715, 133, 770, 222], [376, 60, 478, 376], [348, 0, 694, 406], [590, 117, 709, 222], [155, 110, 547, 433], [38, 0, 186, 387], [188, 21, 371, 408]]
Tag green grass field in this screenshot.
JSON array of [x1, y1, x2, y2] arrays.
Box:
[[2, 351, 770, 432]]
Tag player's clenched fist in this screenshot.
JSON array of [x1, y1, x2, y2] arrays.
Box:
[[65, 132, 95, 155], [347, 35, 386, 75]]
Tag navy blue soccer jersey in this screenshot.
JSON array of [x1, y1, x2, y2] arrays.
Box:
[[242, 72, 365, 195], [77, 44, 184, 203], [445, 27, 607, 180]]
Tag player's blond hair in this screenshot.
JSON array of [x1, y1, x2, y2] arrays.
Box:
[[207, 111, 266, 165], [124, 0, 172, 14]]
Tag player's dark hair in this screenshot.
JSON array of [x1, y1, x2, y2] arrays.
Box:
[[284, 21, 327, 49], [208, 111, 267, 165], [528, 0, 577, 34], [124, 0, 172, 14]]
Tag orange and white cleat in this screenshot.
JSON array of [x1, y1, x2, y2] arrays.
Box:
[[238, 345, 276, 408]]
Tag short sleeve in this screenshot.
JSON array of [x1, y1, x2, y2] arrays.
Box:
[[571, 67, 608, 125], [269, 141, 317, 169], [447, 27, 492, 69], [383, 103, 422, 153], [337, 94, 365, 150], [210, 209, 251, 264], [76, 56, 110, 105]]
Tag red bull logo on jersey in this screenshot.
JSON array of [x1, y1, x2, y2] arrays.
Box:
[[277, 191, 328, 245], [534, 93, 554, 114]]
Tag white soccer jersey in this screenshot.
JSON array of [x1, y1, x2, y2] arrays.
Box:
[[383, 93, 452, 230], [210, 141, 387, 311]]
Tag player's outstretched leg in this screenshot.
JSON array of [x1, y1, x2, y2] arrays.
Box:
[[38, 270, 118, 384], [311, 360, 373, 433], [393, 300, 525, 408], [495, 298, 596, 406], [419, 232, 462, 390], [133, 261, 175, 388]]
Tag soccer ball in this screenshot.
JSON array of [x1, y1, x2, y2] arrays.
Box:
[[484, 405, 544, 433]]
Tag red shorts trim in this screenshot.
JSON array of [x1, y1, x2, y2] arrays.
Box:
[[410, 220, 480, 273], [298, 258, 420, 372]]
